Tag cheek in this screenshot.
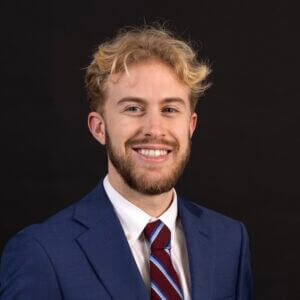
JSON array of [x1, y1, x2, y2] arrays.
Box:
[[179, 129, 192, 151], [173, 121, 191, 141], [108, 122, 140, 149], [120, 118, 143, 136]]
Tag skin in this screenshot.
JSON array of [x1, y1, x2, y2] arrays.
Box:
[[88, 60, 197, 217]]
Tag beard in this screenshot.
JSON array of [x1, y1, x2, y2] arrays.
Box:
[[105, 129, 191, 195]]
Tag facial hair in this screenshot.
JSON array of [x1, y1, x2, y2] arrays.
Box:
[[105, 129, 191, 195]]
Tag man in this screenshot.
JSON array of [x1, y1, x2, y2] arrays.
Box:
[[0, 25, 252, 299]]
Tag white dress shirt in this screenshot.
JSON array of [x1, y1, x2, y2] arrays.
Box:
[[103, 175, 191, 299]]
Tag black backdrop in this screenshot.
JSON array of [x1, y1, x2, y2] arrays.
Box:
[[1, 1, 299, 299]]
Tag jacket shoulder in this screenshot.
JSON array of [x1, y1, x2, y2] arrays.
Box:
[[4, 183, 103, 251], [180, 197, 248, 243], [184, 197, 243, 225]]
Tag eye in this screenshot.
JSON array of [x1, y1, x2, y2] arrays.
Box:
[[124, 105, 144, 113], [162, 107, 179, 113], [127, 106, 139, 111]]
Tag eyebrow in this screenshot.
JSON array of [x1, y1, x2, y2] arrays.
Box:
[[116, 97, 187, 107]]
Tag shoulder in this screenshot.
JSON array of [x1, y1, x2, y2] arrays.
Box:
[[14, 200, 80, 243], [179, 196, 249, 245], [1, 202, 78, 269], [0, 224, 64, 298], [193, 200, 243, 227], [2, 182, 103, 257]]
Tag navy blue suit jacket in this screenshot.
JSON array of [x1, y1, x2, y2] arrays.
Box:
[[0, 181, 252, 299]]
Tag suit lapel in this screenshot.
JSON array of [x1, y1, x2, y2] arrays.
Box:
[[73, 183, 148, 299], [178, 196, 214, 300]]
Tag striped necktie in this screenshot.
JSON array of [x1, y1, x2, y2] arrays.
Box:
[[144, 220, 183, 300]]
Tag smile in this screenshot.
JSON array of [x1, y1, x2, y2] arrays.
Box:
[[136, 149, 168, 157], [131, 144, 173, 162]]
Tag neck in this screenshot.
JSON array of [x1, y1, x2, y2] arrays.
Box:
[[108, 171, 174, 218]]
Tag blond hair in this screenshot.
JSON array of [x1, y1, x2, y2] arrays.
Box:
[[85, 25, 211, 112]]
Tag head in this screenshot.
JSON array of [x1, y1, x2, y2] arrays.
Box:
[[86, 25, 211, 195]]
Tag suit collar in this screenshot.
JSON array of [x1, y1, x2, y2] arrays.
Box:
[[73, 182, 148, 299]]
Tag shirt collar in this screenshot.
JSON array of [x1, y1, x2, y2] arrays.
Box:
[[103, 175, 178, 244]]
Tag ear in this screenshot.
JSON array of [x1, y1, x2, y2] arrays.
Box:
[[189, 112, 197, 138], [88, 111, 106, 145]]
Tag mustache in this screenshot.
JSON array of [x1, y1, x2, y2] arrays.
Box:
[[126, 137, 178, 149]]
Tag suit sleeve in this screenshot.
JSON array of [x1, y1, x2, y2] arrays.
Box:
[[0, 231, 62, 300], [236, 222, 253, 300]]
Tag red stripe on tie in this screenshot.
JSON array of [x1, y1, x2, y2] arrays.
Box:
[[151, 225, 170, 250], [144, 220, 183, 299], [150, 260, 182, 299], [151, 288, 162, 300], [152, 250, 181, 287]]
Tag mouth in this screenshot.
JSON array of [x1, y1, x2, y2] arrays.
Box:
[[131, 145, 172, 160]]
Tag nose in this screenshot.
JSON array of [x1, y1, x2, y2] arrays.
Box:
[[143, 111, 166, 138]]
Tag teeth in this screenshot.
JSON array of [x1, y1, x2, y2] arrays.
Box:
[[137, 149, 168, 157]]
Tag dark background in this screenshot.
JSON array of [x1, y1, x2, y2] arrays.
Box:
[[1, 1, 299, 299]]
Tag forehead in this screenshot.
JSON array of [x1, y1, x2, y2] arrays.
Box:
[[105, 60, 190, 103]]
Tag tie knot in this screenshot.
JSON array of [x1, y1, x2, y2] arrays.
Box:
[[144, 220, 171, 251]]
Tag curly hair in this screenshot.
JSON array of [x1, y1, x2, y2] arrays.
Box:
[[85, 24, 211, 112]]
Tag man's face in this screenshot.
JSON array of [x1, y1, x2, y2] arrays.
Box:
[[91, 60, 197, 195]]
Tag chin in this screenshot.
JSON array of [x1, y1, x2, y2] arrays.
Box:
[[127, 172, 176, 195]]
